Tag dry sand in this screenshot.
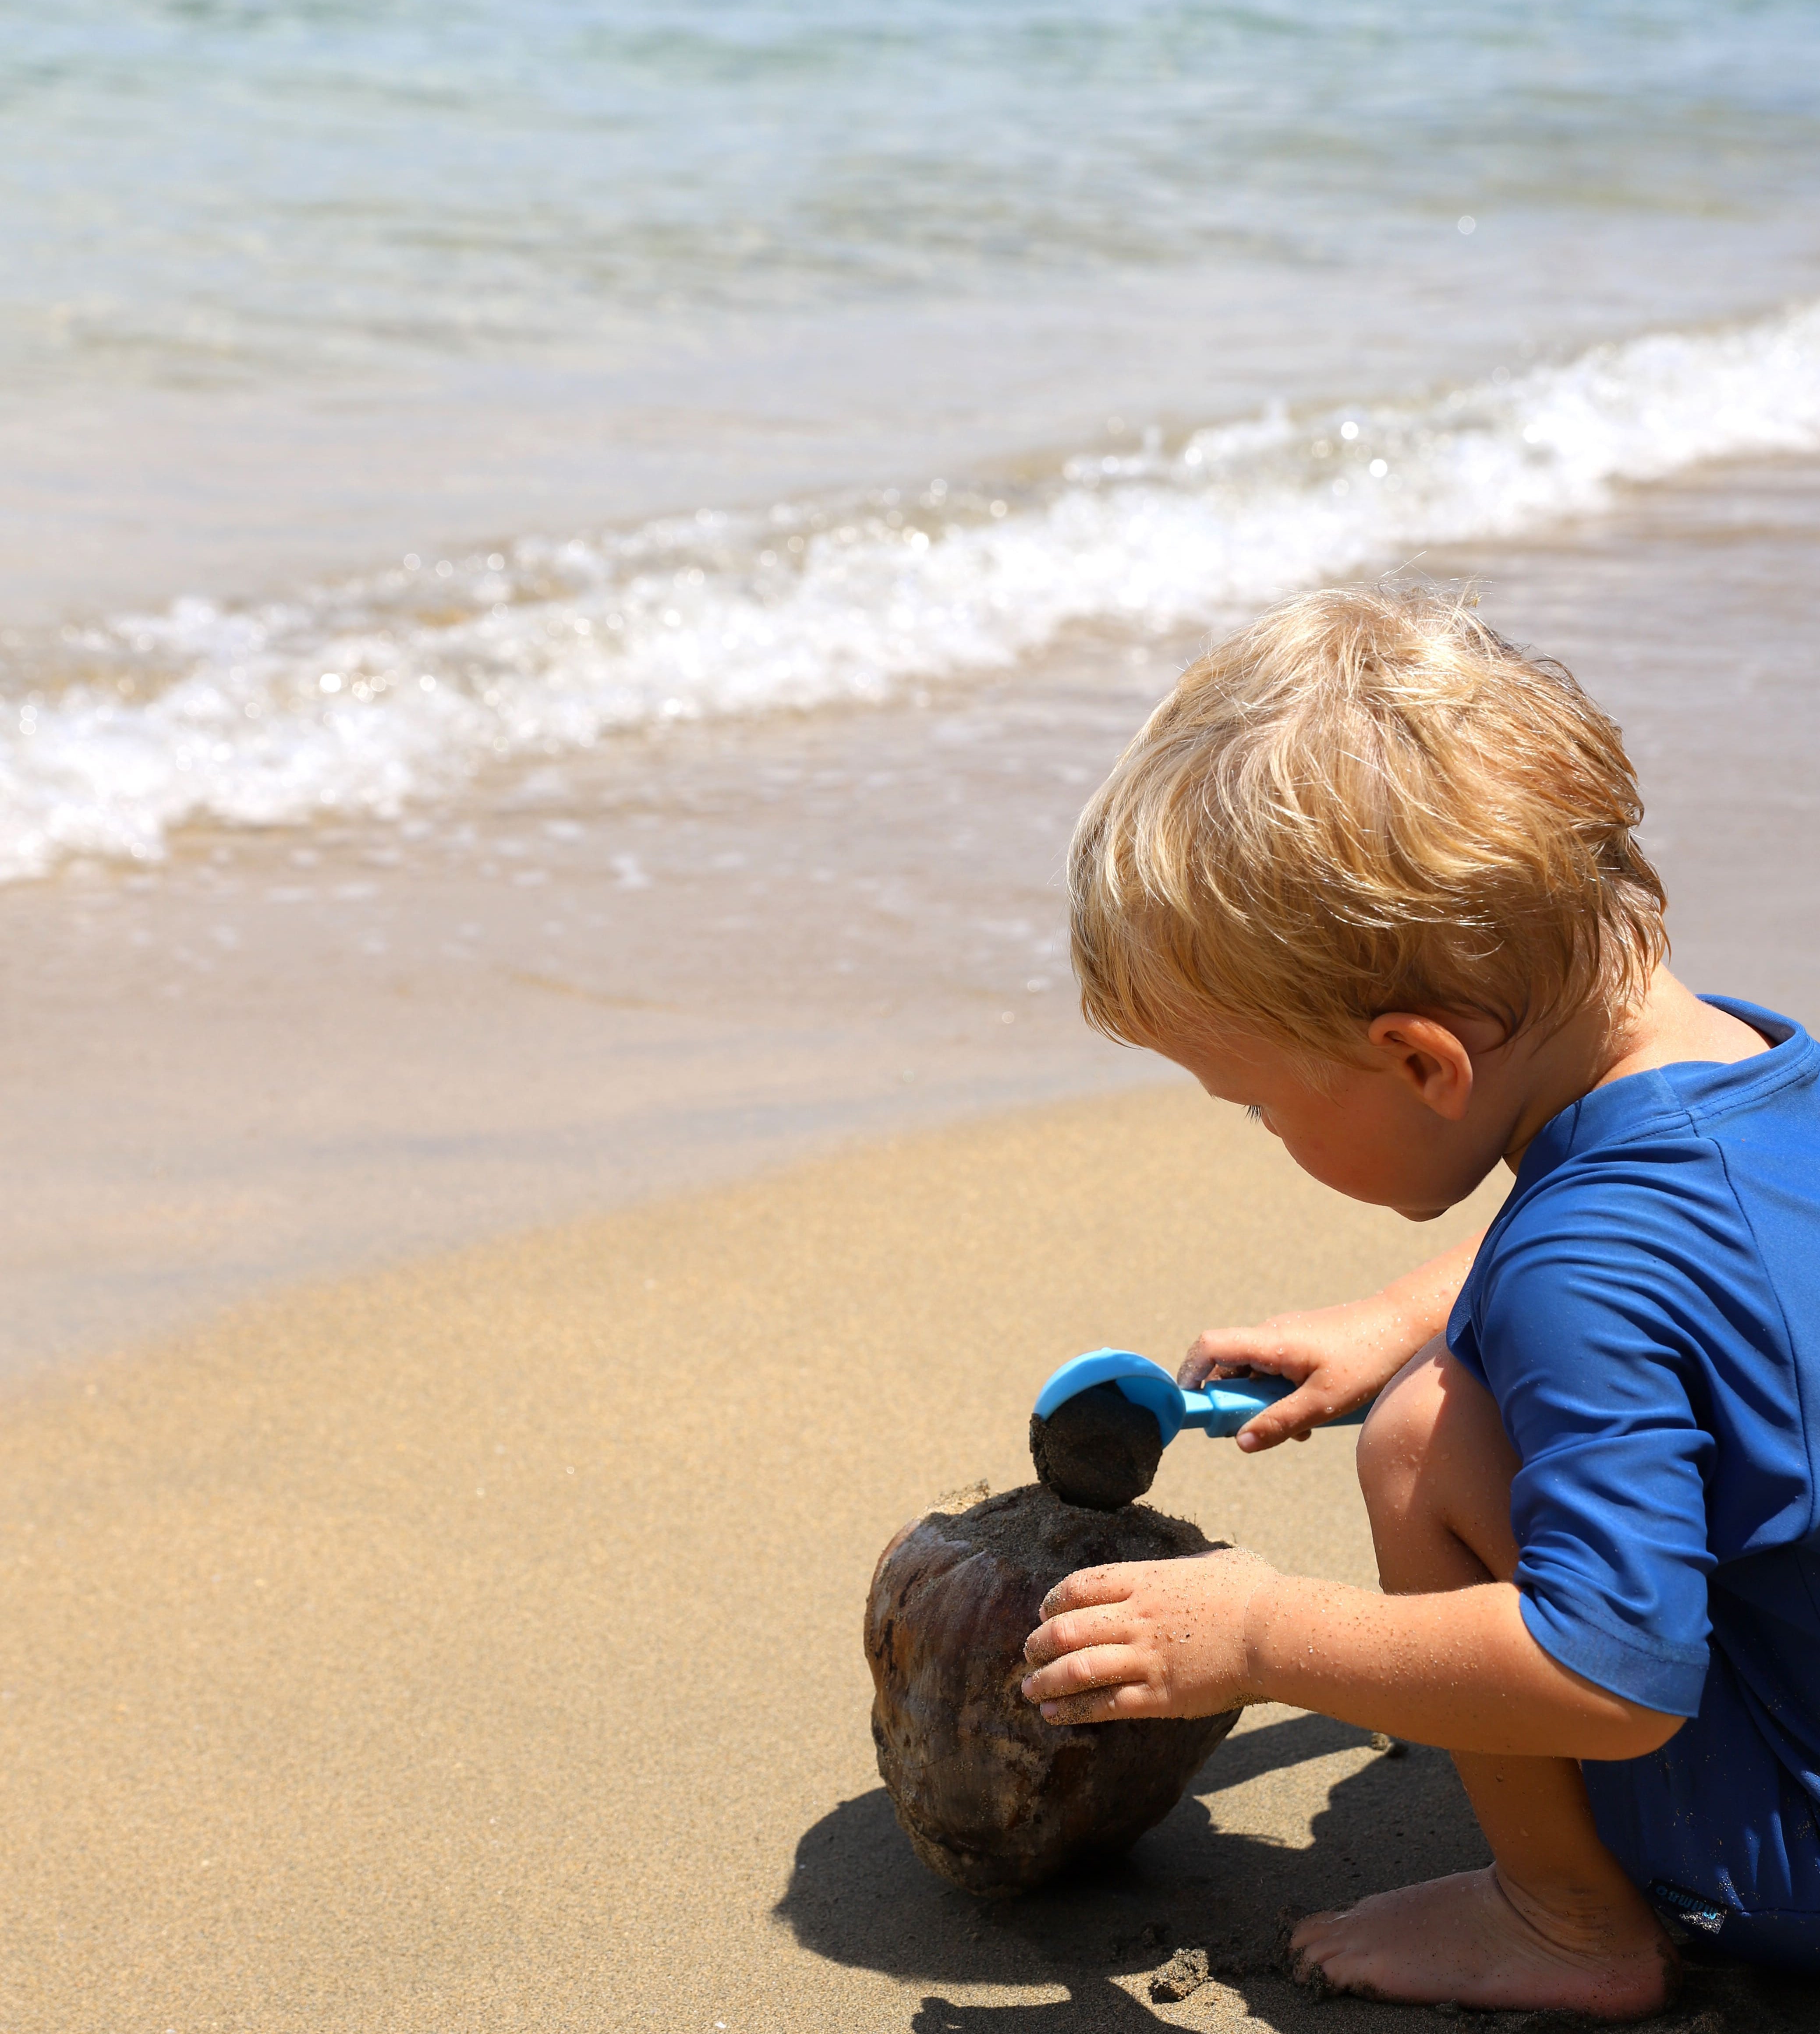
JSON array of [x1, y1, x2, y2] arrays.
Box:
[[1, 1084, 1803, 2031]]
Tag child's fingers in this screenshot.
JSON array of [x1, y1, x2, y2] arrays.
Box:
[[1037, 1563, 1138, 1621], [1234, 1376, 1347, 1453], [1018, 1641, 1147, 1709], [1022, 1601, 1128, 1669], [1179, 1325, 1275, 1387], [1034, 1680, 1167, 1726]]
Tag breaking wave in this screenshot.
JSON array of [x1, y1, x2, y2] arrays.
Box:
[[4, 298, 1818, 880]]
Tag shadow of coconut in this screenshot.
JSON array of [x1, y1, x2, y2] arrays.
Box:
[[775, 1711, 1809, 2031], [775, 1711, 1493, 2031]]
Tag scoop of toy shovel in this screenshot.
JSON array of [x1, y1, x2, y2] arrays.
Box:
[[1028, 1348, 1303, 1510]]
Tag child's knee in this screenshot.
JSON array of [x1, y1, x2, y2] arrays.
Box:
[[1357, 1338, 1522, 1588], [1356, 1336, 1451, 1522]]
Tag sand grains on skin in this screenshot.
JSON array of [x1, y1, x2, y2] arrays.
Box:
[[1289, 1866, 1680, 2020]]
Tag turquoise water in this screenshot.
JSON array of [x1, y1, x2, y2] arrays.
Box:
[[8, 0, 1820, 381], [2, 2, 1818, 874]]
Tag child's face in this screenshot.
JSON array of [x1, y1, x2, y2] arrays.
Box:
[[1154, 1017, 1511, 1222]]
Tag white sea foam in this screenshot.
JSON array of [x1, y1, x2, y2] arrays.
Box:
[[4, 300, 1818, 881]]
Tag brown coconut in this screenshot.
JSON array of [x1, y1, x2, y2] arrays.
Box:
[[864, 1482, 1239, 1896]]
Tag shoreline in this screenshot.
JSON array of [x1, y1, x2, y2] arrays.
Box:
[[8, 450, 1820, 1382], [8, 301, 1819, 892], [0, 643, 1172, 1378], [10, 276, 1815, 636]]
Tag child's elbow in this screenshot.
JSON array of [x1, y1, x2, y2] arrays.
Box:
[[1605, 1704, 1684, 1760]]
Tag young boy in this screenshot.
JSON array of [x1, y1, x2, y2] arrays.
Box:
[[1019, 585, 1820, 2016]]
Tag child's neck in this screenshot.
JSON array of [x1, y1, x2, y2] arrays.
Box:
[[1499, 971, 1767, 1173], [1598, 970, 1768, 1086]]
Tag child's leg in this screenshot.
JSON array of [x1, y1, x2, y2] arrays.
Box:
[[1288, 1339, 1678, 2017]]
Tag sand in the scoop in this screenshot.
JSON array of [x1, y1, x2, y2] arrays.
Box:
[[1028, 1380, 1164, 1510]]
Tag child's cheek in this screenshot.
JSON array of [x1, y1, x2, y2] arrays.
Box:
[[1285, 1124, 1402, 1205], [1279, 1127, 1352, 1190]]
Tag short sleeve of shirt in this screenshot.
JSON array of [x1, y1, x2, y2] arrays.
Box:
[[1450, 1214, 1719, 1717], [1448, 1004, 1820, 1725]]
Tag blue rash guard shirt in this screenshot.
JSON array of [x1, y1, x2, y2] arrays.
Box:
[[1447, 997, 1820, 1968]]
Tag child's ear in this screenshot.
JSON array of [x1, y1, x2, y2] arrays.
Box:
[[1366, 1013, 1475, 1121]]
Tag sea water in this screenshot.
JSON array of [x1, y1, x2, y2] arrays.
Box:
[[3, 0, 1819, 879]]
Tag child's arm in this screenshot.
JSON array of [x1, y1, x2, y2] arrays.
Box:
[[1182, 1230, 1485, 1450], [1020, 1555, 1679, 1762]]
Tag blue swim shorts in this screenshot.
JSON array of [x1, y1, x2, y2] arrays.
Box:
[[1582, 1648, 1820, 1972]]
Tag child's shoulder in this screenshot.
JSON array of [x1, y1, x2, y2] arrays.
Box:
[[1453, 1000, 1820, 1385], [1499, 997, 1818, 1245]]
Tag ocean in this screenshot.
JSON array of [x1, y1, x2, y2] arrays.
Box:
[[4, 0, 1819, 879]]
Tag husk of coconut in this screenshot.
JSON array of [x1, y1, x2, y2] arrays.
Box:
[[864, 1481, 1239, 1896]]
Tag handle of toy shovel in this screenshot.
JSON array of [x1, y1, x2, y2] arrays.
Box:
[[1187, 1371, 1376, 1436], [1033, 1347, 1374, 1442]]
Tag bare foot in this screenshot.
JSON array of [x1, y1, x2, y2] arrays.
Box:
[[1289, 1865, 1678, 2020]]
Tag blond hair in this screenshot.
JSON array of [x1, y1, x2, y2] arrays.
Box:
[[1069, 584, 1667, 1067]]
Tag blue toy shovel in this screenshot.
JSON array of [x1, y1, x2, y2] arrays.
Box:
[[1028, 1348, 1374, 1508], [1034, 1346, 1370, 1442]]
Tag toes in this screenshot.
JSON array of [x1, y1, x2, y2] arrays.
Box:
[[1288, 1908, 1347, 1973], [1289, 1908, 1340, 1951], [1279, 1910, 1343, 1993], [1284, 1910, 1384, 2002]]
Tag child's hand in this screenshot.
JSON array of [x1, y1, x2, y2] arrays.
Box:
[[1179, 1233, 1485, 1451], [1020, 1548, 1276, 1723], [1182, 1304, 1445, 1452]]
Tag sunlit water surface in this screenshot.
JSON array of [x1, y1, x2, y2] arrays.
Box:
[[3, 0, 1818, 876]]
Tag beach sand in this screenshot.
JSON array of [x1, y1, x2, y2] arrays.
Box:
[[8, 1082, 1804, 2033], [4, 1080, 1487, 2032]]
